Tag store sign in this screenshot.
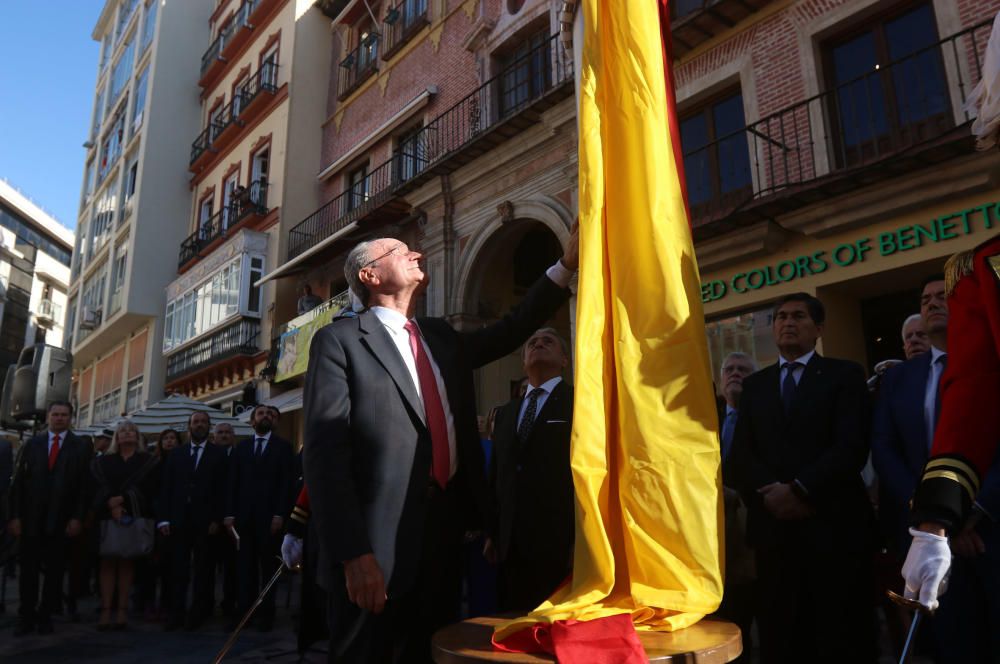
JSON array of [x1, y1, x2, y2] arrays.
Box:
[[701, 202, 999, 303], [274, 290, 351, 382]]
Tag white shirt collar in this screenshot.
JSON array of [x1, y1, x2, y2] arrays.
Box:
[[190, 439, 207, 449], [929, 345, 947, 363], [526, 376, 563, 395], [253, 431, 272, 443], [371, 306, 411, 332], [779, 348, 816, 368], [48, 430, 69, 442]]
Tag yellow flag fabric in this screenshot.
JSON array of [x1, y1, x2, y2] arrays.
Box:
[[495, 0, 723, 640]]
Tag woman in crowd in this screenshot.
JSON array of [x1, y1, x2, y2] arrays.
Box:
[[154, 428, 180, 458], [91, 419, 159, 630], [144, 427, 181, 620]]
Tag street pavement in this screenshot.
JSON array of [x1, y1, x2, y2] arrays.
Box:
[[0, 571, 327, 663]]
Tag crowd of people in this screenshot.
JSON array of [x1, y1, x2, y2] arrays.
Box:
[[1, 402, 297, 637], [0, 230, 995, 664]]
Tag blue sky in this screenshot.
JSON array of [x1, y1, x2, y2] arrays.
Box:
[[0, 2, 105, 230]]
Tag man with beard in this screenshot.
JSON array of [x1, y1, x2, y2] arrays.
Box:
[[225, 405, 293, 631], [157, 411, 229, 630]]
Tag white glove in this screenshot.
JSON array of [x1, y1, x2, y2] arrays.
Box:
[[281, 534, 303, 569], [902, 527, 951, 611]]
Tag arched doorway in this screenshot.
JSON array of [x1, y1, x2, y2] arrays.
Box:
[[456, 217, 574, 425]]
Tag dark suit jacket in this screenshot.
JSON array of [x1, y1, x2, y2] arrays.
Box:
[[227, 433, 294, 537], [9, 432, 90, 537], [303, 273, 569, 594], [725, 353, 874, 552], [157, 441, 229, 532], [871, 353, 934, 555], [491, 379, 574, 565]]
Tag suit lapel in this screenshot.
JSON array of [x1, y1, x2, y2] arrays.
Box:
[[904, 353, 933, 466], [358, 310, 425, 425]]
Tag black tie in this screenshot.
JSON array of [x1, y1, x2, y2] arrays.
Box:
[[517, 388, 544, 444], [190, 444, 201, 471], [781, 362, 802, 414], [254, 438, 264, 459]]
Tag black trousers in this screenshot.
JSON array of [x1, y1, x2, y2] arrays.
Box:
[[497, 552, 569, 613], [19, 533, 68, 622], [325, 484, 463, 664], [755, 539, 877, 664], [215, 532, 237, 612], [236, 526, 281, 620], [168, 523, 214, 619]]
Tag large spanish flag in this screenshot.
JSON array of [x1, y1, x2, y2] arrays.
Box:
[[493, 0, 723, 659]]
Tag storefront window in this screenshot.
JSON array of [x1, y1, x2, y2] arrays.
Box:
[[705, 305, 779, 385]]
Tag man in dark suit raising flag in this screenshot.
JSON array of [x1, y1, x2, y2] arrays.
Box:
[[304, 233, 576, 664]]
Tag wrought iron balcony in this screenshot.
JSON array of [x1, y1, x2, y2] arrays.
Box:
[[382, 0, 429, 59], [337, 33, 380, 100], [671, 0, 772, 59], [190, 63, 277, 168], [166, 317, 260, 382], [686, 19, 992, 240], [199, 0, 258, 83], [178, 180, 269, 268], [289, 32, 573, 259]]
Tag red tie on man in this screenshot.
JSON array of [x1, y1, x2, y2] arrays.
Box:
[[404, 320, 450, 489], [48, 433, 61, 470]]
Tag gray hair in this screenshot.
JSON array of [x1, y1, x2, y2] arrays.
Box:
[[344, 239, 378, 307], [901, 313, 923, 340], [108, 418, 145, 455], [720, 351, 757, 377], [521, 327, 571, 359]]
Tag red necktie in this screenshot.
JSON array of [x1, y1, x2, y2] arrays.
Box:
[[48, 433, 61, 470], [404, 320, 450, 489]]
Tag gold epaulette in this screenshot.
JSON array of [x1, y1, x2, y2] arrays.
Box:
[[944, 249, 975, 296]]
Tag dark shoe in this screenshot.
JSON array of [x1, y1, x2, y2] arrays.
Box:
[[13, 620, 34, 636], [37, 619, 53, 634]]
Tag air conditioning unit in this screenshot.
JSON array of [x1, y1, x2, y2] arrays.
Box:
[[80, 306, 102, 330]]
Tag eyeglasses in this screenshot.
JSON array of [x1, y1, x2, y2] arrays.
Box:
[[362, 243, 406, 268]]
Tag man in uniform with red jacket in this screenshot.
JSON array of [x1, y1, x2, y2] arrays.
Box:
[[904, 234, 1000, 615]]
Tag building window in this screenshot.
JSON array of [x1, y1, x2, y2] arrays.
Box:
[[99, 100, 128, 183], [141, 0, 157, 51], [109, 242, 128, 314], [109, 39, 135, 104], [163, 254, 261, 351], [65, 296, 77, 349], [92, 190, 116, 253], [0, 202, 73, 267], [80, 263, 109, 337], [92, 87, 105, 139], [122, 158, 138, 223], [498, 29, 550, 116], [395, 125, 426, 183], [115, 0, 140, 43], [705, 306, 778, 385], [100, 34, 113, 72], [251, 147, 270, 186], [198, 194, 214, 238], [125, 375, 143, 413], [672, 0, 704, 19], [347, 164, 369, 211], [261, 43, 279, 88], [247, 257, 264, 314], [825, 3, 949, 167], [132, 66, 149, 132], [77, 403, 90, 426], [679, 90, 753, 217]]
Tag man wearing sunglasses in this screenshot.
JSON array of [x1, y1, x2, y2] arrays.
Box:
[[304, 226, 578, 664]]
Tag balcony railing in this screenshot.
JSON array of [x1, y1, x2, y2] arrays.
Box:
[[290, 32, 572, 259], [337, 33, 380, 100], [685, 19, 991, 233], [178, 180, 269, 267], [166, 317, 260, 381], [36, 299, 63, 326], [190, 63, 278, 166], [382, 0, 429, 58], [200, 0, 257, 77]]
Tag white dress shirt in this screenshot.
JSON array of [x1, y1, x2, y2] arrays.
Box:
[[48, 429, 68, 454], [371, 307, 458, 480], [252, 430, 272, 455], [924, 346, 947, 449], [778, 348, 816, 386], [517, 376, 564, 428], [190, 441, 206, 470]]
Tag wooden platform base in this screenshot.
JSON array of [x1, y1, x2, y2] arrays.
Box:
[[432, 616, 742, 663]]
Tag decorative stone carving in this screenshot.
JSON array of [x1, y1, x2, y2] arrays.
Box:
[[497, 200, 515, 225]]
